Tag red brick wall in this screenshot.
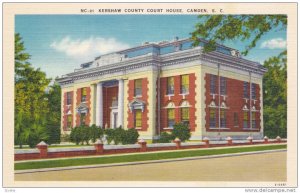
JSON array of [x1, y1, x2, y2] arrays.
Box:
[[160, 73, 197, 132], [103, 86, 118, 128], [14, 140, 283, 161], [127, 78, 149, 131], [75, 87, 91, 126], [205, 73, 261, 132], [63, 91, 73, 131]]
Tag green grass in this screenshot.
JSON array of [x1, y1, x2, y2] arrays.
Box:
[[15, 144, 286, 170]]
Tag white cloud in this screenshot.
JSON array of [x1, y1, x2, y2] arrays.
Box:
[[260, 38, 286, 49], [50, 36, 130, 61]]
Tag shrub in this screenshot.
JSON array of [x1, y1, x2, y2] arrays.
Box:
[[45, 125, 61, 145], [70, 127, 82, 145], [113, 127, 125, 145], [89, 124, 104, 143], [122, 128, 139, 144], [157, 132, 175, 143], [171, 123, 191, 142], [104, 127, 139, 145], [104, 128, 115, 145], [81, 125, 90, 145]]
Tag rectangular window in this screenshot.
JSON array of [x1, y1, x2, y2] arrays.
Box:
[[243, 82, 249, 98], [167, 109, 175, 128], [167, 77, 174, 95], [67, 92, 72, 105], [134, 109, 142, 128], [181, 107, 189, 125], [80, 113, 86, 126], [243, 111, 249, 128], [81, 88, 87, 102], [220, 77, 227, 95], [181, 75, 189, 94], [252, 112, 256, 128], [210, 74, 217, 94], [251, 83, 256, 99], [210, 108, 216, 128], [234, 112, 239, 127], [67, 115, 72, 128], [134, 79, 142, 97], [220, 109, 226, 128]]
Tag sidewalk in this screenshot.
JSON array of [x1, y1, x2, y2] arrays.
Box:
[[15, 145, 286, 174]]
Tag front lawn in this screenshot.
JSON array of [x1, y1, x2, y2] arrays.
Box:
[[15, 144, 286, 171]]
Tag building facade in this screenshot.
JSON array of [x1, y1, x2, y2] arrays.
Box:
[[57, 38, 267, 140]]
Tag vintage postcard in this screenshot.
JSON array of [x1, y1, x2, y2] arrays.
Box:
[[2, 2, 298, 190]]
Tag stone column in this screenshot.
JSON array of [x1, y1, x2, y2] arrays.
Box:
[[118, 79, 124, 128], [96, 82, 103, 127]]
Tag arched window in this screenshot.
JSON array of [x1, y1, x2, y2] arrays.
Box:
[[220, 109, 226, 128], [242, 104, 249, 128], [180, 100, 190, 108], [252, 112, 256, 128], [210, 108, 216, 128], [220, 102, 228, 128], [167, 109, 175, 128], [209, 100, 217, 128], [243, 111, 249, 128], [180, 100, 190, 125], [220, 101, 228, 109], [165, 102, 175, 109], [209, 101, 217, 108], [166, 102, 175, 128]]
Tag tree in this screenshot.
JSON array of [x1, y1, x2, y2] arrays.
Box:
[[191, 15, 287, 138], [45, 82, 61, 145], [15, 33, 31, 80], [15, 33, 52, 148], [191, 15, 287, 55], [263, 51, 287, 138]]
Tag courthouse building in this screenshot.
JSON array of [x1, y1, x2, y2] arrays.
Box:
[[57, 37, 267, 140]]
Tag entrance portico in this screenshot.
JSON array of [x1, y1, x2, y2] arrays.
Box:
[[95, 79, 124, 128]]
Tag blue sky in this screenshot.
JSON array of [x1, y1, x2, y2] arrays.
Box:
[[15, 15, 287, 79]]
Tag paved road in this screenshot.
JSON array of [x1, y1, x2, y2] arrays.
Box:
[[15, 151, 286, 181]]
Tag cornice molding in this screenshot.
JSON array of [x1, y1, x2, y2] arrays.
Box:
[[57, 48, 266, 86]]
